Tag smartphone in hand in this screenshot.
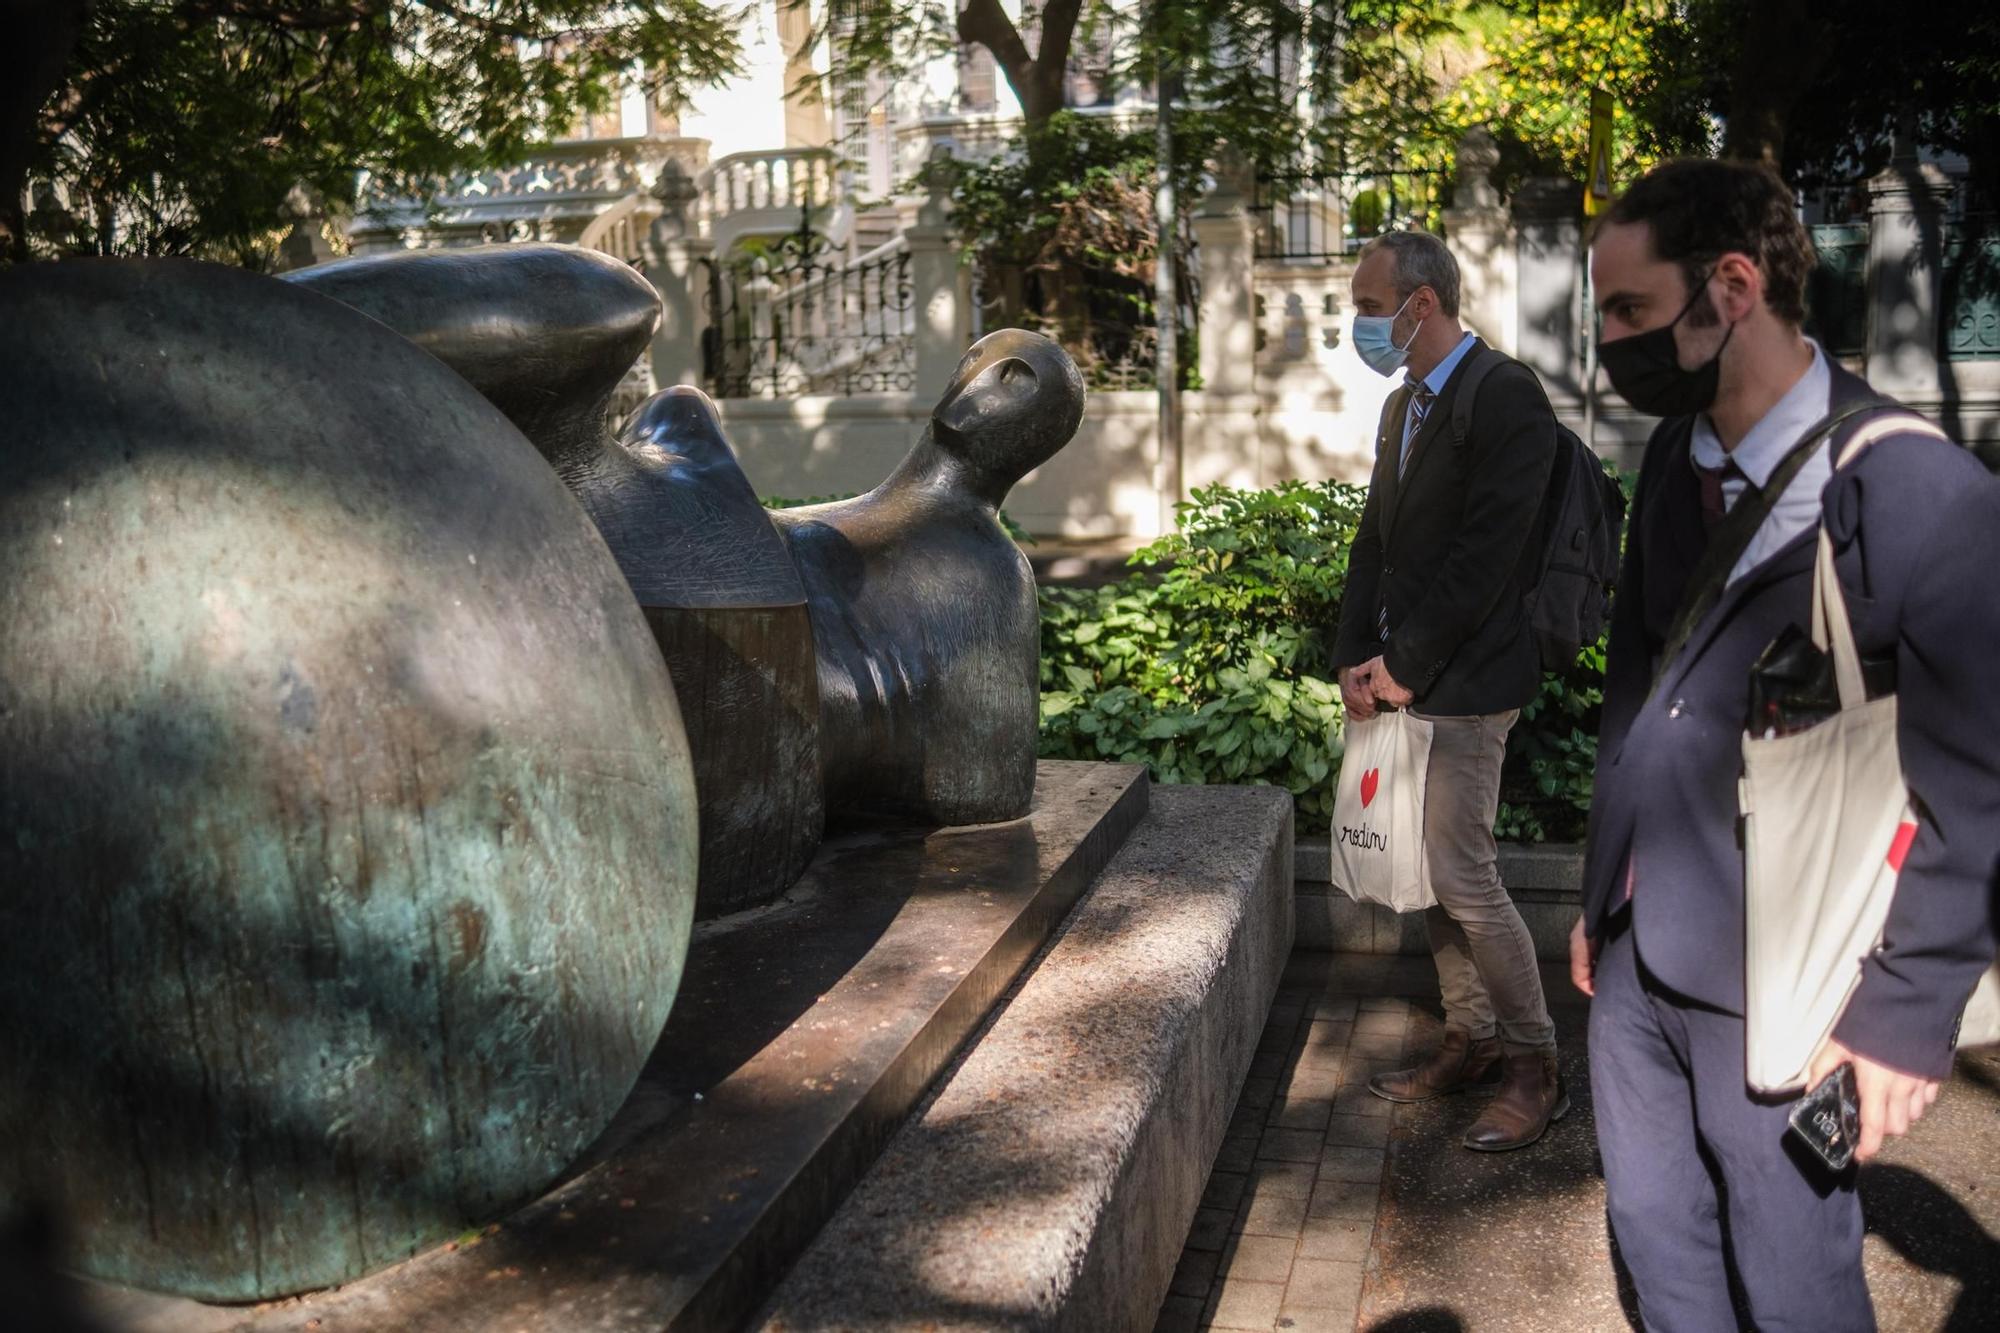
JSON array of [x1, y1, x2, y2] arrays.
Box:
[[1788, 1062, 1861, 1171]]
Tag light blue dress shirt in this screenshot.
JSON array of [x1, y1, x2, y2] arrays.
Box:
[[1399, 331, 1479, 471], [1689, 340, 1833, 585]]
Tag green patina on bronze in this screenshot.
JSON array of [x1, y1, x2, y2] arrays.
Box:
[[0, 259, 699, 1302]]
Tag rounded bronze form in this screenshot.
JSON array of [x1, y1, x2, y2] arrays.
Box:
[[0, 260, 698, 1301]]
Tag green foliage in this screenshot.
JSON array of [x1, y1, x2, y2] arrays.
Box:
[[1037, 480, 1364, 832], [28, 0, 743, 261], [943, 110, 1202, 391], [1038, 478, 1612, 842]]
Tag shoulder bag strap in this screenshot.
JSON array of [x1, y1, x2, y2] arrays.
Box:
[[1651, 396, 1890, 691], [1811, 412, 1952, 708]]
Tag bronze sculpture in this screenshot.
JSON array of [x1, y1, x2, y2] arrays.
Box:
[[772, 329, 1087, 826], [0, 259, 699, 1300], [289, 248, 823, 915]]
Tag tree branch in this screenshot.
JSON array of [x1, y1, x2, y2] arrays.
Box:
[[957, 0, 1032, 88]]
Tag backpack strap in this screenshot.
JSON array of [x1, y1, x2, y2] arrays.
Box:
[[1447, 343, 1512, 449]]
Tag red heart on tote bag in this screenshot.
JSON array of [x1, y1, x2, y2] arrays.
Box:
[[1360, 768, 1380, 808]]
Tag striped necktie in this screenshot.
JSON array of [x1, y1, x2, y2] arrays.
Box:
[[1399, 384, 1435, 478]]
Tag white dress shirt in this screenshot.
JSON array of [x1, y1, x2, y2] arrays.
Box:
[[1689, 340, 1834, 585]]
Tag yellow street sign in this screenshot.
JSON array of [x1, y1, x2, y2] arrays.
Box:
[[1584, 89, 1614, 217]]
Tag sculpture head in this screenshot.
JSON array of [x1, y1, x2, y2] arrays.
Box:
[[929, 329, 1085, 497]]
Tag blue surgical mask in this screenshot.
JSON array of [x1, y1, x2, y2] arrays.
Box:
[[1352, 292, 1420, 376]]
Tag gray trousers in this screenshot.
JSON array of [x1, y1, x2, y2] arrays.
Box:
[[1412, 707, 1555, 1054]]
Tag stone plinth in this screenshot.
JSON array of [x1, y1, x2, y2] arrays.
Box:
[[758, 782, 1296, 1332]]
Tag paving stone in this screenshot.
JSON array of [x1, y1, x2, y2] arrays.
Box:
[[1345, 1031, 1404, 1062], [1220, 1234, 1297, 1285], [1152, 1293, 1205, 1333], [1255, 1129, 1325, 1164], [1266, 1096, 1333, 1132], [1238, 1192, 1309, 1239], [1352, 1008, 1408, 1037], [1318, 1146, 1385, 1184], [1185, 1206, 1236, 1253], [1170, 1246, 1221, 1298], [1336, 1059, 1399, 1089], [1330, 1085, 1392, 1119], [1228, 1103, 1268, 1141], [1248, 1051, 1286, 1080], [1246, 1160, 1317, 1201], [1209, 1278, 1285, 1331], [1239, 1075, 1279, 1111], [1295, 1021, 1352, 1070], [1357, 997, 1409, 1013], [1297, 1214, 1373, 1263], [1257, 1022, 1296, 1055], [1275, 1301, 1357, 1332], [1284, 1066, 1342, 1100], [1202, 1170, 1249, 1213], [1306, 1178, 1378, 1221], [1282, 1258, 1364, 1310], [1312, 995, 1359, 1022], [1214, 1136, 1258, 1173], [1322, 1115, 1391, 1149]]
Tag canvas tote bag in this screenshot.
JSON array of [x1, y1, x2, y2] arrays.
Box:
[[1740, 417, 2000, 1094], [1329, 707, 1436, 913]]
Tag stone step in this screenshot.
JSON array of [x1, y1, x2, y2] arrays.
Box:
[[757, 782, 1296, 1332]]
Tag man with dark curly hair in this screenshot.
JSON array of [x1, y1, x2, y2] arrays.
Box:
[[1575, 156, 2000, 1329]]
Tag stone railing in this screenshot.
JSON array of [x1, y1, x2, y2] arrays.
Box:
[[347, 135, 707, 254], [701, 149, 839, 223]]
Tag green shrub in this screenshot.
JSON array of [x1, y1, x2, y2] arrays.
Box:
[[1037, 479, 1609, 842], [1038, 480, 1363, 832]]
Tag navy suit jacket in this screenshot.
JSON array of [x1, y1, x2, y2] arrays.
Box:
[[1582, 363, 2000, 1079]]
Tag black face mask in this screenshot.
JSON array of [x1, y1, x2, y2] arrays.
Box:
[[1597, 274, 1735, 418]]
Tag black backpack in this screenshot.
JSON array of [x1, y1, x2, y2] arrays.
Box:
[[1450, 347, 1627, 672]]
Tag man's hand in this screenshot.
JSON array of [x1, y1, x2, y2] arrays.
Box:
[[1569, 916, 1600, 997], [1368, 656, 1415, 708], [1804, 1037, 1942, 1164], [1339, 663, 1377, 721]]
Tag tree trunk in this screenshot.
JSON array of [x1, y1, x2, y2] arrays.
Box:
[[1, 0, 89, 261], [1721, 0, 1835, 164], [958, 0, 1081, 133]]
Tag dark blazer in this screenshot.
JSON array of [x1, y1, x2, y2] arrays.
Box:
[[1580, 362, 2000, 1079], [1332, 338, 1559, 716]]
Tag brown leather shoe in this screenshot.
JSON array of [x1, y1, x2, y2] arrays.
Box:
[[1367, 1027, 1502, 1103], [1462, 1049, 1569, 1151]]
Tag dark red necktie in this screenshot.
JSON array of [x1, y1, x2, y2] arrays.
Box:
[[1695, 459, 1747, 528]]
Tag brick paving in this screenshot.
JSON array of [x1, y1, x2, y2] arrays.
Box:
[[1160, 950, 2000, 1333], [1155, 963, 1414, 1333]]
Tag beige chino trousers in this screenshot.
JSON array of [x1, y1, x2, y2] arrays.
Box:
[[1410, 707, 1556, 1054]]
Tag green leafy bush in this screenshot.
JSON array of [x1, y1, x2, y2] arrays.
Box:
[[1038, 480, 1363, 832], [1037, 479, 1610, 842]]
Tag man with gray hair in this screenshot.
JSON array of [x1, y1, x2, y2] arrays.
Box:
[[1332, 228, 1566, 1150]]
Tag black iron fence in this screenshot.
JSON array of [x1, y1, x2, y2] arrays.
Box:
[[1943, 214, 2000, 360], [1805, 223, 1870, 359], [701, 225, 916, 398], [1253, 165, 1448, 261]]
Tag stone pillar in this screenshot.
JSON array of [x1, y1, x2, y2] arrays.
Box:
[[1192, 148, 1257, 399], [645, 160, 715, 392], [1510, 176, 1585, 398], [905, 157, 970, 399], [273, 184, 337, 273], [1442, 127, 1519, 356], [1864, 155, 1956, 397]]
